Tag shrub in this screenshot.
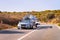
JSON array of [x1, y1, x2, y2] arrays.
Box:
[[0, 24, 13, 30], [3, 18, 20, 26], [47, 13, 55, 19], [58, 23, 60, 26]]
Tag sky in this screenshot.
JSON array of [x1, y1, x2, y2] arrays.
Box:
[[0, 0, 60, 12]]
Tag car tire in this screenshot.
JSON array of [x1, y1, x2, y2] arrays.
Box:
[[18, 28, 20, 29], [50, 26, 52, 28], [30, 25, 33, 29]]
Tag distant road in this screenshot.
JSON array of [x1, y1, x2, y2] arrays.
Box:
[[0, 24, 60, 40]]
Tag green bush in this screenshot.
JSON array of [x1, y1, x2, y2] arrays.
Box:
[[58, 23, 60, 26]]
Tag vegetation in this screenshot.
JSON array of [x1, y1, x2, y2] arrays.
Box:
[[0, 10, 60, 29], [58, 23, 60, 26]]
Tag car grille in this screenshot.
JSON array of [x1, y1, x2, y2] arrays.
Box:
[[21, 24, 26, 26]]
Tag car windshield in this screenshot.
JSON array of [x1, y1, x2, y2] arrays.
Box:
[[22, 20, 30, 23]]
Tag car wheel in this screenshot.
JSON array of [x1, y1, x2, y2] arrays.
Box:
[[18, 28, 20, 29], [30, 25, 33, 29], [35, 25, 37, 28], [50, 26, 52, 28]]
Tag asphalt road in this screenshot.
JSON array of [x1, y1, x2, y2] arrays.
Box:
[[0, 24, 60, 40]]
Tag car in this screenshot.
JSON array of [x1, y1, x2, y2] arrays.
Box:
[[17, 14, 40, 29]]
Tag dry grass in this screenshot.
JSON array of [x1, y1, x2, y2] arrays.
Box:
[[0, 23, 13, 30], [0, 10, 60, 29]]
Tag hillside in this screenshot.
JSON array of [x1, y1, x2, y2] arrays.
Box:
[[0, 10, 60, 29]]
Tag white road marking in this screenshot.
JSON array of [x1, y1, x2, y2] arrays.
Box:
[[53, 24, 60, 29], [17, 30, 36, 40], [54, 24, 60, 29]]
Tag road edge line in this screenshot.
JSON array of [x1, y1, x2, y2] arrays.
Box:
[[57, 26, 60, 29], [17, 30, 36, 40], [54, 24, 60, 29]]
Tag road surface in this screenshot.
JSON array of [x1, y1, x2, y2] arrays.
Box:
[[0, 24, 60, 40]]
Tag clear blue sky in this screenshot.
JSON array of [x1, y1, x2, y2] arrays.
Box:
[[0, 0, 60, 12]]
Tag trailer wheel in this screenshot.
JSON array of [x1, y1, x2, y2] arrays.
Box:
[[35, 23, 38, 27], [18, 28, 20, 29], [50, 26, 52, 28]]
